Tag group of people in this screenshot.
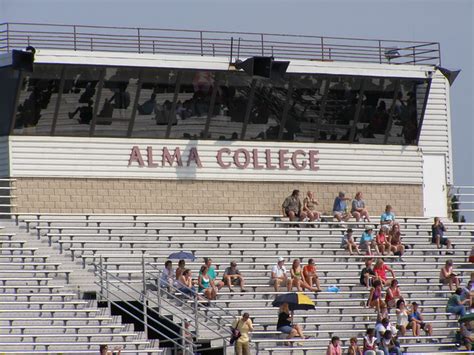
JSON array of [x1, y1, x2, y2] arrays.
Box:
[[270, 257, 321, 293], [160, 257, 247, 302]]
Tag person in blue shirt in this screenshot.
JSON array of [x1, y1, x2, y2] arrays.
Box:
[[359, 227, 377, 255], [332, 191, 351, 223], [380, 205, 396, 226]]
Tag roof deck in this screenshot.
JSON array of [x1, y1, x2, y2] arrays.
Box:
[[0, 22, 441, 66]]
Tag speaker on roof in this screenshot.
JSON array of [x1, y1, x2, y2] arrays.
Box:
[[436, 66, 461, 86], [235, 56, 273, 78], [271, 60, 290, 80], [12, 47, 35, 73]]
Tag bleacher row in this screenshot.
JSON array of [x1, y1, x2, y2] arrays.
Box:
[[0, 217, 164, 354], [7, 213, 473, 354]]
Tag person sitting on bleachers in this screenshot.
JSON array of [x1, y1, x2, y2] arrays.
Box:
[[395, 299, 413, 337], [439, 259, 460, 291], [270, 257, 289, 292], [375, 317, 397, 345], [380, 205, 396, 226], [203, 257, 224, 290], [340, 228, 361, 255], [347, 337, 363, 355], [432, 217, 454, 254], [460, 280, 473, 309], [326, 335, 342, 355], [351, 191, 371, 222], [359, 227, 377, 255], [160, 260, 175, 288], [332, 191, 351, 223], [375, 226, 391, 256], [289, 259, 320, 293], [385, 279, 403, 310], [302, 191, 321, 224], [446, 288, 469, 318], [175, 259, 186, 280], [380, 330, 402, 355], [363, 328, 384, 355], [360, 258, 376, 289], [222, 261, 247, 292], [198, 265, 217, 301], [281, 189, 307, 223], [367, 279, 387, 316], [407, 302, 435, 342], [388, 223, 405, 257], [137, 92, 157, 115], [276, 303, 308, 345], [459, 318, 473, 351], [176, 269, 197, 298], [302, 258, 322, 292], [100, 344, 121, 355], [374, 258, 395, 286]]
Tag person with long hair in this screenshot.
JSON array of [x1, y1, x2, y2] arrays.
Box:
[[276, 303, 308, 345], [289, 259, 319, 292], [385, 279, 403, 310], [367, 279, 386, 316], [439, 259, 459, 291], [198, 265, 217, 300]]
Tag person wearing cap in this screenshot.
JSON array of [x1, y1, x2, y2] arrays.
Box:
[[340, 228, 361, 255], [281, 189, 307, 223], [302, 258, 322, 292], [407, 302, 435, 342], [380, 205, 396, 226], [270, 257, 288, 292], [223, 261, 247, 292], [351, 191, 371, 222], [359, 227, 377, 255], [332, 191, 351, 223]]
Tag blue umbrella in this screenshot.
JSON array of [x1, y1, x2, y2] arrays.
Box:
[[168, 251, 196, 261]]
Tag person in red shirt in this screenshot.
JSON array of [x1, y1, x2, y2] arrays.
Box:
[[374, 258, 395, 286], [375, 226, 391, 256], [302, 258, 321, 292]]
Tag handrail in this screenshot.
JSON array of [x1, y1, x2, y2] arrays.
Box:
[[95, 260, 194, 354], [0, 22, 441, 65], [95, 256, 232, 354], [449, 186, 474, 221]]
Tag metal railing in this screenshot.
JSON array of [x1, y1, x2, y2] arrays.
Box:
[[449, 186, 474, 222], [0, 22, 441, 65], [95, 256, 232, 354], [0, 179, 17, 218]]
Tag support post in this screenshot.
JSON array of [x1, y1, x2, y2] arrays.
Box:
[[141, 255, 148, 337]]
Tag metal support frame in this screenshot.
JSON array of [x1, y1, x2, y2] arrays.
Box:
[[51, 65, 66, 135], [349, 78, 367, 142], [383, 80, 401, 144], [165, 71, 182, 138], [240, 79, 257, 140], [277, 81, 294, 141], [89, 68, 105, 136], [314, 77, 331, 142], [203, 74, 220, 139], [9, 70, 24, 134], [141, 255, 148, 336], [127, 69, 142, 137]]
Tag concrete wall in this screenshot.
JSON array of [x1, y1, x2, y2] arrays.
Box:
[[12, 178, 423, 216]]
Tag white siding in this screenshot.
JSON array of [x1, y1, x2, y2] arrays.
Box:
[[8, 136, 422, 184], [418, 71, 452, 184], [0, 137, 9, 177]]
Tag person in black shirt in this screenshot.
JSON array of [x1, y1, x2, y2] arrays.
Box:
[[431, 217, 453, 253], [360, 258, 376, 289], [276, 303, 307, 344]]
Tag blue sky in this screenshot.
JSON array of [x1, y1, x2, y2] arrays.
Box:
[[1, 0, 473, 196]]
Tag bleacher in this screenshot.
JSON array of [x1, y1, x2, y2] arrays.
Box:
[[5, 213, 472, 353], [0, 219, 162, 354]]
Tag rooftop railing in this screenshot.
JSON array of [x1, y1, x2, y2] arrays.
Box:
[[0, 22, 441, 66]]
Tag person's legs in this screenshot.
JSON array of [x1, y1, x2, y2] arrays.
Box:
[[362, 209, 371, 222], [334, 212, 343, 222], [293, 324, 305, 338], [434, 235, 440, 249], [287, 211, 297, 222], [272, 279, 280, 292], [234, 341, 243, 355], [299, 211, 307, 221], [352, 211, 361, 222], [424, 323, 433, 336], [241, 341, 250, 355]]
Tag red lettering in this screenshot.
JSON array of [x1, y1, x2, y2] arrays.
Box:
[[147, 146, 158, 167], [265, 149, 277, 170], [234, 148, 250, 169], [128, 146, 145, 167], [278, 149, 290, 170], [187, 147, 203, 168], [162, 147, 183, 167], [291, 150, 307, 171], [309, 150, 319, 171], [252, 149, 264, 169], [216, 148, 232, 169]]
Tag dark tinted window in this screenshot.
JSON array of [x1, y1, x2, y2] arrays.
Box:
[[0, 67, 18, 136]]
